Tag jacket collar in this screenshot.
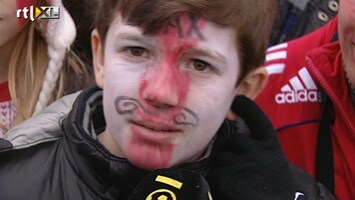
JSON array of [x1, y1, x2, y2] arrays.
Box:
[[2, 91, 80, 151], [306, 41, 355, 132]]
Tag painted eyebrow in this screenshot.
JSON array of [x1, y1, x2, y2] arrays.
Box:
[[114, 29, 155, 44], [190, 46, 227, 61]]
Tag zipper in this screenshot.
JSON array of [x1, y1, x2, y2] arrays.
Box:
[[306, 56, 355, 139]]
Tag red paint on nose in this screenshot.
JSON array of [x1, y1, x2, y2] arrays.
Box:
[[140, 46, 192, 107], [139, 14, 206, 110]]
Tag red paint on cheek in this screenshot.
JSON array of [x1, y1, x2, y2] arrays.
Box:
[[16, 0, 37, 25]]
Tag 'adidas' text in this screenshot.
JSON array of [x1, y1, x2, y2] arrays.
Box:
[[275, 90, 321, 104]]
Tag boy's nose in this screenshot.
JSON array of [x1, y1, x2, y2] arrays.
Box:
[[141, 64, 186, 109]]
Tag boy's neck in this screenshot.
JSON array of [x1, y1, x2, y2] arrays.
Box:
[[97, 130, 123, 157]]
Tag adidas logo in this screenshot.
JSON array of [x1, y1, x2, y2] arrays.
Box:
[[276, 90, 321, 104], [275, 67, 321, 104]]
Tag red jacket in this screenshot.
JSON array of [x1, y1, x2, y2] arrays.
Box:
[[256, 17, 355, 200]]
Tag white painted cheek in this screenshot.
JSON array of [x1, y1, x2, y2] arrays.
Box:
[[191, 72, 236, 113], [170, 83, 234, 165], [104, 53, 147, 92], [101, 57, 148, 152]]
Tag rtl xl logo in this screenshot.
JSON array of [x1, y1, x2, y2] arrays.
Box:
[[16, 6, 60, 21]]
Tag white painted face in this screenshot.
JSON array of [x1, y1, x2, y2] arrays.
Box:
[[95, 13, 241, 170], [0, 0, 31, 49], [338, 0, 355, 85]]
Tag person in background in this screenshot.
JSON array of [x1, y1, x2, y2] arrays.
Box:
[[0, 0, 94, 137], [254, 0, 355, 199], [271, 0, 339, 45], [0, 0, 334, 199]]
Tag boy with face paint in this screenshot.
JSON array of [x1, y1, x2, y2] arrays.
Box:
[[255, 0, 355, 199], [0, 0, 335, 199]]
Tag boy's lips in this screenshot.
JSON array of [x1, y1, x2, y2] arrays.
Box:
[[130, 120, 182, 132], [130, 120, 183, 145]]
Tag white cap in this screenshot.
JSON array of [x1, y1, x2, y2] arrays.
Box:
[[34, 0, 76, 115]]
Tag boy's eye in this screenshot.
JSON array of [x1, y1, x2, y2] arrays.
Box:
[[192, 59, 211, 72], [128, 47, 147, 57]]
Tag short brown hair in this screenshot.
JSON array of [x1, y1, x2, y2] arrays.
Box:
[[95, 0, 278, 82]]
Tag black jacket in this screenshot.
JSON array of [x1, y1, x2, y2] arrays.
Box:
[[0, 87, 335, 200]]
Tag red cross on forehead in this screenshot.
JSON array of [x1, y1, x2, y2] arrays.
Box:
[[161, 13, 206, 41], [157, 13, 207, 62]]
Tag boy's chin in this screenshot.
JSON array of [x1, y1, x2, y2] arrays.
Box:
[[127, 151, 175, 171], [131, 159, 173, 171]]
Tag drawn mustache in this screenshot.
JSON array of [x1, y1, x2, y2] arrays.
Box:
[[115, 96, 199, 127]]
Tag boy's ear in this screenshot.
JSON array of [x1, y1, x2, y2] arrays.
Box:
[[228, 67, 268, 120], [235, 67, 269, 100], [91, 29, 105, 89]]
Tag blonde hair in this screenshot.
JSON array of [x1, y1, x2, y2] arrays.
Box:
[[8, 18, 92, 127]]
